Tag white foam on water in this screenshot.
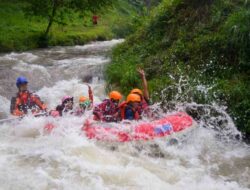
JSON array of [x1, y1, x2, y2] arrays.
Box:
[[1, 52, 39, 62], [74, 39, 125, 51], [0, 105, 249, 190], [12, 61, 51, 78], [56, 57, 109, 67], [36, 79, 104, 110], [0, 118, 248, 190], [0, 40, 249, 190], [0, 95, 10, 115]]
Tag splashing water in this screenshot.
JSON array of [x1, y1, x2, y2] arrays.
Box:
[[0, 40, 249, 190], [159, 72, 244, 141]]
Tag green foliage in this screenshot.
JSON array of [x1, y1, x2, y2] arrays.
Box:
[[22, 0, 116, 17], [223, 8, 250, 72], [214, 79, 250, 133], [105, 43, 141, 94], [22, 0, 116, 42], [108, 0, 146, 38], [126, 0, 162, 13], [0, 0, 140, 51], [107, 0, 250, 134]]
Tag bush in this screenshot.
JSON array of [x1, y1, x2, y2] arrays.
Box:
[[107, 0, 250, 135]]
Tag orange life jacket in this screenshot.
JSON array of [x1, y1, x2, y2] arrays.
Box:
[[10, 91, 47, 116], [120, 102, 142, 120]]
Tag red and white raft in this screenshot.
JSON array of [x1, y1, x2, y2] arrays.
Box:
[[82, 112, 196, 142]]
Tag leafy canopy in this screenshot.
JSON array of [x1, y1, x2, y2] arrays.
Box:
[[21, 0, 116, 37]]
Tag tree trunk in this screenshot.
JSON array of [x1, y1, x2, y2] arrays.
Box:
[[44, 0, 57, 37], [145, 0, 151, 14]]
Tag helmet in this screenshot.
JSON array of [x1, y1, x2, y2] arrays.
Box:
[[62, 96, 73, 104], [79, 96, 88, 103], [131, 88, 143, 96], [16, 76, 28, 87], [126, 93, 141, 103], [109, 91, 122, 101], [80, 100, 91, 108]]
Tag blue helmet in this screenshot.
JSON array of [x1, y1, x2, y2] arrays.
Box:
[[16, 76, 28, 87]]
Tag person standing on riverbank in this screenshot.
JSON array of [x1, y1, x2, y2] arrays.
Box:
[[92, 15, 99, 25]]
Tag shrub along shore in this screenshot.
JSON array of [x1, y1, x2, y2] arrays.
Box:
[[106, 0, 250, 139]]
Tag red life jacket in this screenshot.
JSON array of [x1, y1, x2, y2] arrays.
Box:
[[119, 101, 127, 120], [93, 99, 120, 122], [120, 102, 142, 120], [92, 15, 99, 24], [10, 91, 46, 116], [49, 110, 60, 118]]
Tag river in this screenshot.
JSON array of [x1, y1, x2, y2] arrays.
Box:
[[0, 40, 249, 190]]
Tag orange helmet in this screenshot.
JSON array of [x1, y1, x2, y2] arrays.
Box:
[[131, 88, 143, 96], [109, 91, 122, 101], [126, 93, 141, 103], [79, 96, 88, 103]]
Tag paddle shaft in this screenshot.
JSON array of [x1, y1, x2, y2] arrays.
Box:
[[0, 112, 48, 124]]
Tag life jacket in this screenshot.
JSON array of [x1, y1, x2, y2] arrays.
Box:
[[74, 107, 86, 116], [55, 104, 74, 117], [119, 101, 127, 120], [120, 102, 143, 121], [93, 99, 120, 122], [49, 110, 60, 118], [10, 91, 47, 116]]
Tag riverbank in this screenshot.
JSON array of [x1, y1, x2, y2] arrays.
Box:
[[106, 0, 250, 137], [0, 0, 139, 52]]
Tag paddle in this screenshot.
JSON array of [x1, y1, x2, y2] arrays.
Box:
[[0, 117, 24, 123], [0, 112, 48, 124]]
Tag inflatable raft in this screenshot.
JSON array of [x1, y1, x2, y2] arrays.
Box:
[[82, 112, 195, 142]]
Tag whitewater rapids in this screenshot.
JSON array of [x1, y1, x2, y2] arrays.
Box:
[[0, 40, 249, 190]]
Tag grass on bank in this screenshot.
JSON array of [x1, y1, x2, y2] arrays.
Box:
[[0, 0, 139, 52]]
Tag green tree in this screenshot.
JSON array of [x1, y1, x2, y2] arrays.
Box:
[[144, 0, 161, 12], [127, 0, 161, 14], [22, 0, 115, 38]]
